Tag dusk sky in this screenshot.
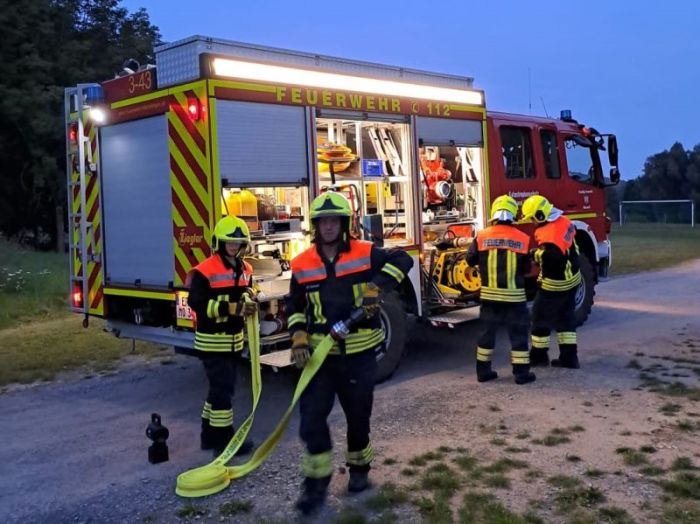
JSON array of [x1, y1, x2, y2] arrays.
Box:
[[121, 0, 699, 181]]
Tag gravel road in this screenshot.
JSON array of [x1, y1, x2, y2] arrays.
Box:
[[2, 260, 699, 523]]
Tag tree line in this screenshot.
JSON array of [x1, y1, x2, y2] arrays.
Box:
[[607, 142, 700, 223], [0, 0, 160, 248]]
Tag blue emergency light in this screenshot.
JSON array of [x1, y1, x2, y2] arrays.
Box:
[[84, 86, 105, 106], [560, 109, 573, 121]]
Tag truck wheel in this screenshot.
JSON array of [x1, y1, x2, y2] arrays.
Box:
[[574, 255, 595, 326], [374, 291, 407, 383]]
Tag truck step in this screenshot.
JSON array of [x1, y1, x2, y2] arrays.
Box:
[[428, 307, 480, 328], [259, 349, 293, 368]]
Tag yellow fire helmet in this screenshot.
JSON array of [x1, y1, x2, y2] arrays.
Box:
[[212, 215, 250, 250], [521, 195, 554, 223], [310, 191, 352, 220], [489, 195, 519, 222]]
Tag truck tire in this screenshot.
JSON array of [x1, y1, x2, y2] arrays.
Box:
[[374, 290, 407, 383], [574, 255, 595, 326]]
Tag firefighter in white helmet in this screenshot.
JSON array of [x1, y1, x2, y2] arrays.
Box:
[[520, 195, 581, 369], [186, 216, 257, 456]]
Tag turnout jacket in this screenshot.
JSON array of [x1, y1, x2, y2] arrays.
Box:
[[533, 216, 581, 292], [187, 253, 253, 352], [466, 224, 531, 303], [286, 239, 413, 355]]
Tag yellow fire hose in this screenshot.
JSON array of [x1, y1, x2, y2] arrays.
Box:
[[175, 298, 341, 498]]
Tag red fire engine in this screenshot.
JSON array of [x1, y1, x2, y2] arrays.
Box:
[[64, 36, 619, 381]]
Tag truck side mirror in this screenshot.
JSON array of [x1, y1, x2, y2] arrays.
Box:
[[607, 135, 620, 184], [607, 135, 619, 166]]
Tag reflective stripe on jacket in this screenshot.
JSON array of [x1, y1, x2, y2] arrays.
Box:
[[287, 239, 413, 354], [187, 254, 253, 352], [469, 224, 530, 303], [291, 240, 372, 284], [534, 217, 581, 292]]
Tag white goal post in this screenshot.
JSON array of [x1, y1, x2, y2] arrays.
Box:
[[619, 199, 695, 227]]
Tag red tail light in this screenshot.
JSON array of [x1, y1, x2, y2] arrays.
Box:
[[187, 98, 202, 121], [68, 123, 79, 150], [72, 282, 83, 308]]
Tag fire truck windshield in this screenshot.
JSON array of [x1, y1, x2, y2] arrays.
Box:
[[564, 137, 597, 186]]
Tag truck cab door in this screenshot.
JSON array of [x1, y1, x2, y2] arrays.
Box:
[[558, 134, 604, 216]]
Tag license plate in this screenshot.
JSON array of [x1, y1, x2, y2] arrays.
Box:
[[176, 291, 193, 321]]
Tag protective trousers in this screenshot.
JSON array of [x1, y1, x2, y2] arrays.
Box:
[[299, 348, 377, 480], [200, 352, 237, 447], [475, 301, 531, 380], [530, 289, 578, 367]]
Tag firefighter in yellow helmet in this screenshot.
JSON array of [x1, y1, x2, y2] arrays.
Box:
[[466, 195, 536, 384], [185, 216, 257, 456], [286, 191, 413, 515], [521, 195, 581, 369]]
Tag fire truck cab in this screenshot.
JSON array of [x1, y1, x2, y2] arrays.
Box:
[[487, 111, 620, 323], [64, 36, 618, 382]]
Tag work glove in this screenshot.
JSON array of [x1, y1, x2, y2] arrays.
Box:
[[361, 282, 381, 318], [227, 296, 258, 318], [530, 247, 543, 265], [290, 331, 311, 369]]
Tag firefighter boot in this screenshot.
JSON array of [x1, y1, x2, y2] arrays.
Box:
[[551, 346, 580, 369], [295, 476, 331, 515], [200, 419, 214, 450], [211, 426, 255, 457], [512, 364, 536, 385], [348, 468, 370, 493], [529, 348, 550, 367], [476, 361, 498, 382]]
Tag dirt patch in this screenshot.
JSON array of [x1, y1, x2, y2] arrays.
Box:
[[1, 261, 700, 523]]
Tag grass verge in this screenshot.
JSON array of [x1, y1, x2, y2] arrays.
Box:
[[0, 312, 165, 386], [458, 491, 543, 523], [660, 500, 700, 523], [609, 224, 700, 275], [364, 483, 409, 512], [0, 240, 68, 330]]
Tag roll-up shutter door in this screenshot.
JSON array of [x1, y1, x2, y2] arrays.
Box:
[[101, 115, 174, 287], [216, 101, 308, 185], [416, 117, 483, 147]]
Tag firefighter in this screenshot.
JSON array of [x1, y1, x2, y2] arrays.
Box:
[[466, 195, 536, 385], [286, 191, 413, 515], [186, 215, 257, 456], [520, 195, 581, 369]]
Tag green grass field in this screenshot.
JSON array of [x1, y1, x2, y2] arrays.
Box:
[[0, 240, 163, 387], [0, 314, 165, 387], [0, 239, 68, 330], [609, 223, 700, 276], [1, 223, 699, 386]]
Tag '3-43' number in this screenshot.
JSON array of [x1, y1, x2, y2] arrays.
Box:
[[128, 70, 152, 94]]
